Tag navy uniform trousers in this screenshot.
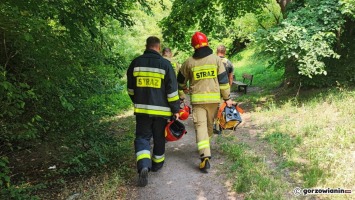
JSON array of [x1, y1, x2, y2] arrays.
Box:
[[135, 115, 167, 172]]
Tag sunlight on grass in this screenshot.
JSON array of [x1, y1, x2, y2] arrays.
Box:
[[252, 89, 355, 199], [231, 47, 284, 90], [217, 136, 289, 200]]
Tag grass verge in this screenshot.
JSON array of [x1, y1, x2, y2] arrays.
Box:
[[231, 46, 284, 90], [56, 114, 137, 200], [252, 89, 355, 199], [217, 136, 290, 200], [225, 46, 354, 199]]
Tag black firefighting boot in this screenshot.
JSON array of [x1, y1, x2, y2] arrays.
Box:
[[199, 157, 210, 173], [151, 161, 164, 172], [138, 167, 148, 187]]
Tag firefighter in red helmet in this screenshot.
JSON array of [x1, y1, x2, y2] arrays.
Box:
[[177, 32, 233, 173]]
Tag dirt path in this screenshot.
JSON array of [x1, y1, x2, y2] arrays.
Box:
[[125, 87, 296, 200], [127, 115, 241, 200]]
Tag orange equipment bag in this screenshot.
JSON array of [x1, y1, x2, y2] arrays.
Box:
[[216, 102, 244, 131]]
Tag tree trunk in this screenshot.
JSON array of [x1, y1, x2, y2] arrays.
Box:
[[277, 0, 293, 19], [278, 59, 300, 88]]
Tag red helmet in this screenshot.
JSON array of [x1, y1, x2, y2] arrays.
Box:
[[191, 32, 209, 49], [179, 105, 191, 120], [179, 109, 189, 120], [165, 120, 187, 142]]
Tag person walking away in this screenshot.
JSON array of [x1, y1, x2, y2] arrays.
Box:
[[216, 45, 234, 86], [177, 32, 233, 173], [162, 47, 180, 76], [126, 36, 180, 187]]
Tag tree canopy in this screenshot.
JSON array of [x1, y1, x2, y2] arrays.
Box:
[[160, 0, 355, 85]]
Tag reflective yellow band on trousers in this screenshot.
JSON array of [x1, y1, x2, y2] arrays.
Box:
[[197, 140, 210, 150], [136, 150, 151, 161], [152, 154, 165, 163], [191, 93, 220, 103]]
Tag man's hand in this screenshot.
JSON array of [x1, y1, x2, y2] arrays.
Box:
[[168, 113, 180, 122], [225, 99, 233, 107], [174, 113, 180, 120]]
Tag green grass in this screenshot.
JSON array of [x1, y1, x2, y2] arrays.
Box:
[[35, 114, 136, 199], [264, 132, 302, 156], [222, 46, 354, 199], [253, 89, 355, 198], [217, 136, 288, 200], [230, 47, 284, 90]]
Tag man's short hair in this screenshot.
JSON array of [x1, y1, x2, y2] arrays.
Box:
[[217, 45, 226, 54], [146, 36, 161, 49], [162, 47, 172, 56]]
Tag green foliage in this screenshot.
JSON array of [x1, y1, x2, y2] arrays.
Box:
[[1, 156, 44, 199], [231, 0, 282, 43], [0, 0, 150, 197], [231, 47, 284, 90], [256, 0, 344, 78], [340, 0, 355, 19], [160, 0, 268, 51], [59, 122, 135, 174], [0, 157, 10, 188]]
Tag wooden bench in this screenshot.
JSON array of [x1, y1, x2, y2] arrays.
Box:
[[233, 73, 253, 94]]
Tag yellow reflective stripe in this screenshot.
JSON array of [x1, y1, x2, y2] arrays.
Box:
[[135, 104, 171, 111], [198, 144, 210, 150], [137, 154, 151, 161], [134, 108, 172, 116], [136, 150, 150, 156], [152, 155, 165, 163], [219, 83, 230, 90], [198, 140, 209, 146], [194, 42, 208, 49], [191, 65, 217, 72], [197, 140, 210, 150], [153, 157, 165, 163], [168, 95, 179, 102], [134, 67, 165, 75], [191, 93, 220, 102], [167, 91, 178, 98], [133, 72, 164, 79]]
